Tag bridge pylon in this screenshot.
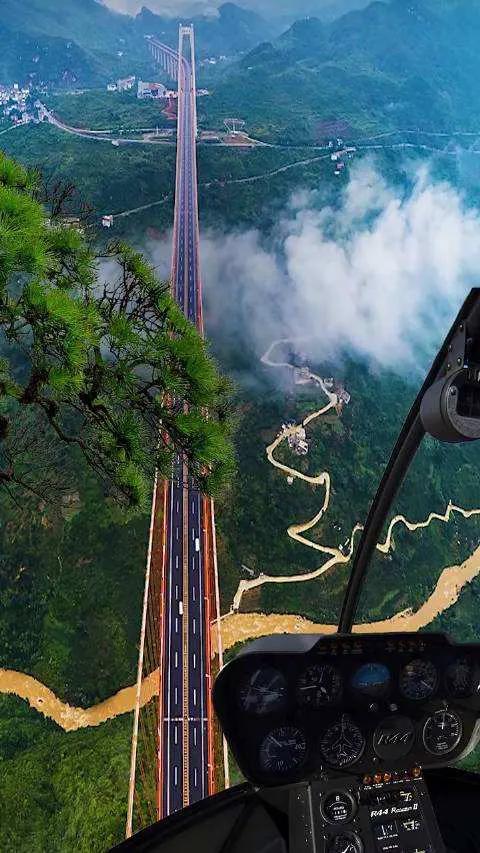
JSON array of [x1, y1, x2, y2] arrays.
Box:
[[178, 25, 198, 138]]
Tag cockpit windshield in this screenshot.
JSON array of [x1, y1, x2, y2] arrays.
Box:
[[354, 438, 480, 645]]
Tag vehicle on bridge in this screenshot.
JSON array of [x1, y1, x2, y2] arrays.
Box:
[[114, 291, 480, 852]]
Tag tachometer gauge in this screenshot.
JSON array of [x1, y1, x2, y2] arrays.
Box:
[[351, 663, 391, 698], [238, 667, 287, 716], [445, 658, 476, 698], [423, 709, 462, 756], [321, 715, 365, 768], [298, 663, 342, 707], [259, 725, 307, 775], [400, 659, 438, 700]]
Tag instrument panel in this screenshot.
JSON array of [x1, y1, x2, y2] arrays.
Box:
[[213, 633, 480, 787]]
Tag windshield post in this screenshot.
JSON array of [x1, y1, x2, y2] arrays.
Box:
[[338, 288, 480, 634]]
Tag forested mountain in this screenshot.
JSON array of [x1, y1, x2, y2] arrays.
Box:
[[0, 0, 151, 86], [135, 3, 274, 55], [0, 0, 273, 87], [0, 23, 106, 88], [204, 0, 480, 143], [239, 0, 375, 27]]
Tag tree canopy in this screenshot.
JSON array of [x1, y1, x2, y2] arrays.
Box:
[[0, 151, 234, 510]]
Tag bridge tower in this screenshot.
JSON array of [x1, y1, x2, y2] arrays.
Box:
[[178, 25, 198, 138]]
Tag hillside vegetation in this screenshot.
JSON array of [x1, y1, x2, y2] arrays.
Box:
[[0, 0, 273, 88], [216, 351, 480, 631], [0, 697, 131, 852], [204, 0, 480, 143], [3, 0, 480, 846]]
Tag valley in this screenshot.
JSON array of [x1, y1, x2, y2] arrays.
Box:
[[3, 0, 480, 847]]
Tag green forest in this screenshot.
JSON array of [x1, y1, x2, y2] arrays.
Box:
[[3, 107, 480, 848], [0, 696, 131, 852], [215, 349, 480, 630], [203, 1, 480, 144], [3, 0, 480, 846], [44, 91, 176, 134]]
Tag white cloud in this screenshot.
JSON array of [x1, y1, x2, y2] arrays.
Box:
[[196, 161, 480, 372]]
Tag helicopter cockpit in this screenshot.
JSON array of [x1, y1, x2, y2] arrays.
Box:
[[114, 293, 480, 853], [212, 630, 480, 853]]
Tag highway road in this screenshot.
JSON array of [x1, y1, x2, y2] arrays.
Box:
[[41, 106, 175, 146], [160, 31, 209, 817]]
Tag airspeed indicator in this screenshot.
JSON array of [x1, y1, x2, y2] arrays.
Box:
[[259, 726, 307, 775]]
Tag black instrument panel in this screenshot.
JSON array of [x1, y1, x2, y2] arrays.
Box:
[[213, 633, 480, 787]]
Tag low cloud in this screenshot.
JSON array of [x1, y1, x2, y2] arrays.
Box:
[[100, 0, 371, 20], [101, 0, 220, 16], [197, 161, 480, 373]]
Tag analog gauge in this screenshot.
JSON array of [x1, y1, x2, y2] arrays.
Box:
[[238, 667, 287, 716], [321, 715, 365, 768], [399, 659, 438, 701], [327, 832, 363, 853], [423, 709, 462, 756], [445, 658, 476, 698], [351, 663, 391, 698], [321, 790, 357, 824], [259, 725, 307, 775], [298, 663, 342, 707]]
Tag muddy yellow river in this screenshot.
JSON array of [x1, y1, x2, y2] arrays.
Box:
[[2, 535, 479, 734], [2, 337, 480, 732], [217, 543, 480, 653], [0, 667, 158, 732]]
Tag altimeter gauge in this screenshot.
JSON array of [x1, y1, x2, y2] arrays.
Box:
[[400, 659, 438, 700]]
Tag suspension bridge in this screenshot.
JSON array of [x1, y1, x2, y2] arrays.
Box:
[[126, 27, 225, 837]]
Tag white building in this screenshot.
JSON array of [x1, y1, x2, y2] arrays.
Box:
[[117, 76, 136, 92], [288, 427, 309, 456], [102, 215, 114, 228]]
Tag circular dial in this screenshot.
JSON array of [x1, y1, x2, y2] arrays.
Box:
[[351, 662, 391, 698], [238, 667, 287, 716], [321, 715, 365, 768], [327, 833, 363, 853], [445, 658, 476, 698], [321, 790, 357, 824], [259, 725, 307, 775], [298, 663, 342, 707], [423, 709, 462, 756], [400, 658, 438, 700]]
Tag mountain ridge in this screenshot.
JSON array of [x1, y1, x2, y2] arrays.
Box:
[[202, 0, 480, 143], [0, 0, 273, 87]]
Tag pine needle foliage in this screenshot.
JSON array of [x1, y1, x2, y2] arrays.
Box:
[[0, 152, 235, 511]]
